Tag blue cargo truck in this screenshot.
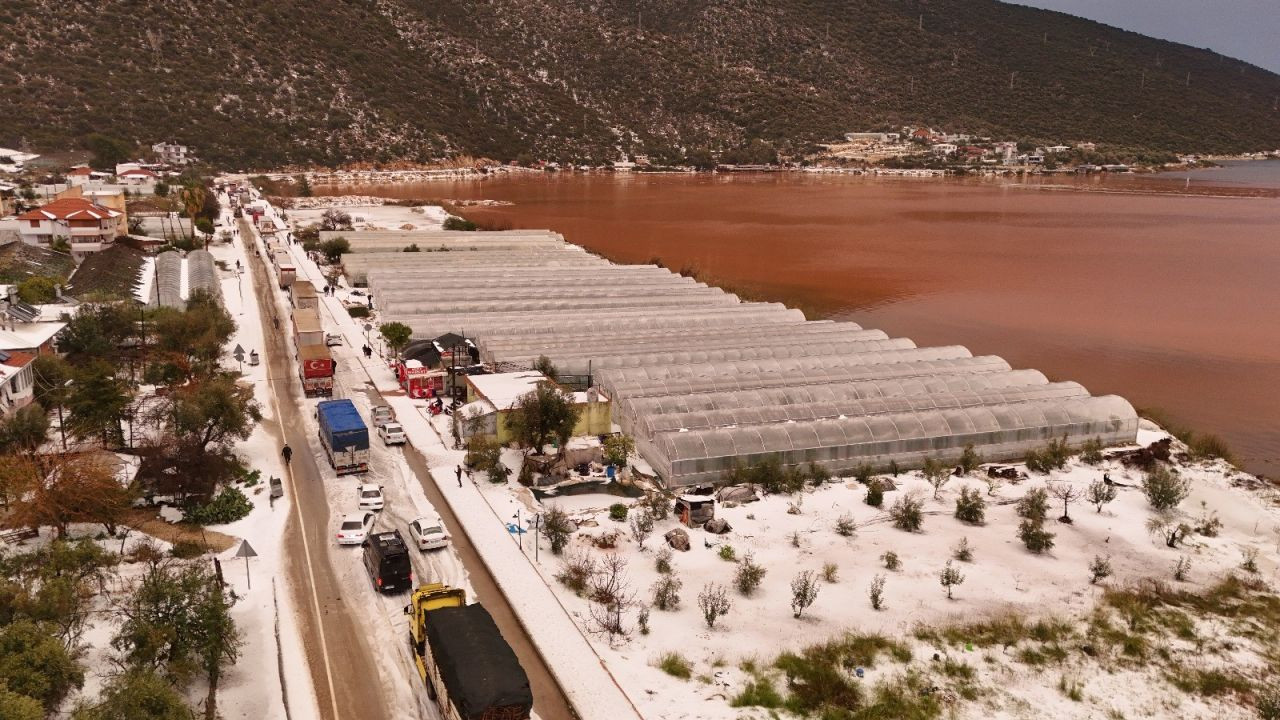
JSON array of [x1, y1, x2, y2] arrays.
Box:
[[316, 399, 370, 475]]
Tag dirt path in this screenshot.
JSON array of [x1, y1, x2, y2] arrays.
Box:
[[242, 220, 393, 720], [358, 389, 578, 720]]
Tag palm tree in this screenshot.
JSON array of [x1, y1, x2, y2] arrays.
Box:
[[178, 182, 205, 244]]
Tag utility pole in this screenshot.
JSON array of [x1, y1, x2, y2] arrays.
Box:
[[1186, 71, 1191, 87], [1140, 70, 1146, 92], [1009, 71, 1017, 90]]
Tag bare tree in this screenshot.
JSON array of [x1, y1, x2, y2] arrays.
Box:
[[651, 575, 682, 611], [923, 457, 950, 500], [790, 570, 821, 619], [697, 583, 731, 629], [588, 553, 635, 645], [1049, 482, 1082, 522]]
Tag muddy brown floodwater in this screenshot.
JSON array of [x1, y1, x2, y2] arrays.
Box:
[[319, 163, 1280, 477]]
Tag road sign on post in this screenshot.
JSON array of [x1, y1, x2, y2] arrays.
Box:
[[235, 540, 258, 589]]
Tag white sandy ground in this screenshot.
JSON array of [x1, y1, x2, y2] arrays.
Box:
[[245, 192, 1280, 720], [288, 203, 449, 232]]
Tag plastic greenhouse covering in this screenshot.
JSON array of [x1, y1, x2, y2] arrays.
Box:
[[376, 283, 724, 306], [366, 266, 680, 288], [187, 250, 219, 301], [153, 251, 182, 308], [604, 356, 1013, 399], [381, 293, 741, 316], [319, 229, 563, 242], [396, 306, 805, 339], [512, 338, 917, 376], [596, 346, 973, 388], [648, 395, 1138, 486], [619, 369, 1051, 425], [476, 320, 860, 354], [633, 381, 1091, 439], [486, 327, 884, 362]]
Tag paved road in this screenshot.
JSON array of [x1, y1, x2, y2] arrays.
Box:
[[243, 215, 575, 720], [241, 219, 392, 720]]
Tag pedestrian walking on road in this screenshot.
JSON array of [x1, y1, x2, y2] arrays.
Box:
[[456, 465, 463, 488], [282, 443, 293, 466], [362, 344, 372, 359]]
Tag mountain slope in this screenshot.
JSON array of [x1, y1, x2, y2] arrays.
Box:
[[2, 0, 1277, 166]]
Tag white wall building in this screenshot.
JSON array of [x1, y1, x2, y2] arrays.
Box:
[[17, 197, 122, 261], [151, 142, 190, 165]]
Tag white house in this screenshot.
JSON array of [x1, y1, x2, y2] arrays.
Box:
[[151, 142, 190, 165], [0, 349, 35, 418], [932, 143, 958, 156], [117, 167, 161, 185], [17, 196, 122, 260]]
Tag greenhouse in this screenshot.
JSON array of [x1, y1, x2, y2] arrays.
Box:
[[595, 346, 973, 389], [392, 305, 805, 339], [476, 319, 861, 354], [646, 395, 1139, 486], [633, 381, 1091, 440], [153, 251, 183, 308], [187, 249, 219, 301], [380, 292, 741, 316], [367, 268, 694, 291], [503, 338, 916, 376], [618, 368, 1052, 428], [479, 323, 877, 360], [603, 356, 1014, 400], [375, 282, 726, 309]]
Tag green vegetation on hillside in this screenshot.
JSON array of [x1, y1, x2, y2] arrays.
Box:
[[2, 0, 1278, 166]]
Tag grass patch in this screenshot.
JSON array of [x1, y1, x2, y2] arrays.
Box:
[[731, 677, 784, 708], [1166, 668, 1253, 697], [846, 671, 943, 720], [915, 613, 1073, 649], [1059, 675, 1084, 701], [657, 652, 692, 679]]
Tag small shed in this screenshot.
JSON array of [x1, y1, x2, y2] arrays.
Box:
[[674, 495, 715, 528]]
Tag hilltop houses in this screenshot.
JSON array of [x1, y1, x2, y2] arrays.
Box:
[[151, 141, 190, 165]]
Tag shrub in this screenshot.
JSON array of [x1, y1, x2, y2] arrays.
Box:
[[888, 493, 924, 532], [834, 513, 856, 537], [657, 652, 692, 679], [1194, 507, 1223, 537], [637, 607, 650, 635], [888, 459, 900, 476], [1142, 465, 1191, 511], [608, 503, 628, 521], [869, 574, 887, 610], [1086, 478, 1117, 513], [640, 491, 671, 520], [541, 506, 573, 555], [1080, 437, 1104, 464], [346, 305, 370, 319], [954, 487, 986, 524], [731, 677, 784, 708], [807, 462, 831, 485], [170, 540, 203, 559], [735, 554, 766, 596], [556, 550, 595, 595], [602, 434, 634, 467], [939, 560, 965, 599], [923, 457, 950, 499], [1089, 554, 1112, 584], [184, 486, 252, 525], [854, 463, 874, 485], [1242, 547, 1260, 573], [1026, 436, 1071, 473], [717, 545, 736, 561], [1174, 555, 1192, 582], [651, 575, 682, 610], [1019, 519, 1056, 554], [822, 562, 839, 583], [1016, 487, 1050, 522], [881, 551, 901, 571], [790, 570, 821, 618], [953, 537, 974, 562], [959, 444, 983, 473], [864, 479, 884, 507], [698, 583, 731, 629], [1258, 686, 1280, 720], [628, 510, 655, 547], [654, 547, 673, 574]]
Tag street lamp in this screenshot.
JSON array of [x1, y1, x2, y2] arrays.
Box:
[[511, 510, 522, 551]]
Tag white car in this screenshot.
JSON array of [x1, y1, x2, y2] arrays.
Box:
[[378, 422, 407, 446], [357, 483, 385, 511], [325, 333, 343, 347], [408, 516, 450, 551], [335, 512, 375, 545], [370, 405, 395, 428]]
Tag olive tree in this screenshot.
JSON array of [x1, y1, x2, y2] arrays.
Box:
[[505, 383, 582, 454]]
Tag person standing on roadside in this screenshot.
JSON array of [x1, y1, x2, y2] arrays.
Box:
[[456, 465, 463, 487], [282, 443, 293, 466]]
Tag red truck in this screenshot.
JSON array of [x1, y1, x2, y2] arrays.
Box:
[[298, 344, 334, 397]]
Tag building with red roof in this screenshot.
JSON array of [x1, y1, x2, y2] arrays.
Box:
[[17, 197, 123, 261]]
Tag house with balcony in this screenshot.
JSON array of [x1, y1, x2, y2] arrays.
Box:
[[0, 349, 36, 418], [16, 197, 122, 262], [151, 142, 190, 165]]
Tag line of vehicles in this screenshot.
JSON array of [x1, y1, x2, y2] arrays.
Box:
[[258, 219, 531, 719]]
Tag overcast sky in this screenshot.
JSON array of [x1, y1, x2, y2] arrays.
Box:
[[1012, 0, 1280, 74]]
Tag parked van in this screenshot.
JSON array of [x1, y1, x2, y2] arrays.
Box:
[[363, 530, 412, 593]]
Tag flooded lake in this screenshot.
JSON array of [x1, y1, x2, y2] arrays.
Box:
[[319, 162, 1280, 476]]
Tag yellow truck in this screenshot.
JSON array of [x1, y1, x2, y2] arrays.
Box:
[[404, 583, 532, 720]]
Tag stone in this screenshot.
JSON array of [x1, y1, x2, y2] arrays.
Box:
[[704, 518, 732, 535], [665, 528, 691, 552]]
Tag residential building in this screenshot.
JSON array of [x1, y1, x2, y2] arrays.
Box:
[[457, 371, 612, 443], [117, 167, 161, 185], [0, 349, 35, 417], [66, 166, 96, 186], [16, 197, 122, 261], [56, 185, 128, 236], [0, 183, 16, 216], [151, 142, 190, 165], [1045, 145, 1071, 153], [932, 143, 958, 155]]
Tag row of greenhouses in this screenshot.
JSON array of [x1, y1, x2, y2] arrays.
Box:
[[362, 234, 1138, 487]]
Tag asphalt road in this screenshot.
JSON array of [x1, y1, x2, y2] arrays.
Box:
[[242, 219, 392, 720], [243, 216, 575, 720]]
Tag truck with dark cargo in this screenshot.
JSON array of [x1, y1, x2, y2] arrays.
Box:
[[315, 399, 369, 475], [404, 584, 532, 720]]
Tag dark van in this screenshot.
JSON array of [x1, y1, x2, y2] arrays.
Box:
[[363, 530, 412, 593]]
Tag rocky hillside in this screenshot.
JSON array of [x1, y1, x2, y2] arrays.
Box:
[[2, 0, 1278, 166]]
